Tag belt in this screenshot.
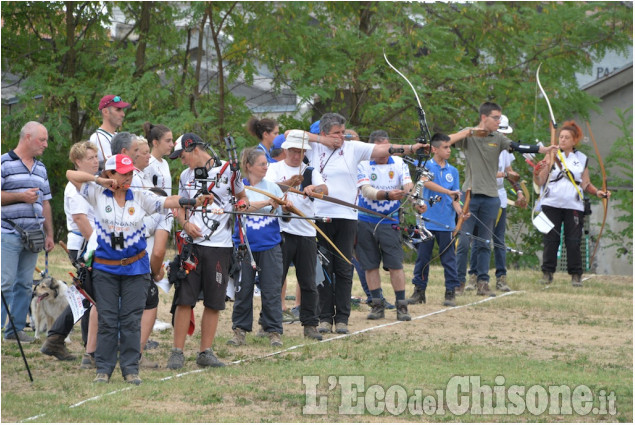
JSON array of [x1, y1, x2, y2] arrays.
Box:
[[94, 250, 147, 266]]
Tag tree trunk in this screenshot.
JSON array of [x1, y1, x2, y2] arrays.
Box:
[[134, 2, 152, 78]]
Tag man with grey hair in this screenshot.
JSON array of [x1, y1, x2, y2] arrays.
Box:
[[299, 113, 427, 334], [1, 121, 54, 343], [356, 130, 413, 321]]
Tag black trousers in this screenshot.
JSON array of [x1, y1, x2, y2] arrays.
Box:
[[316, 219, 356, 325], [541, 205, 584, 275], [281, 232, 319, 327]]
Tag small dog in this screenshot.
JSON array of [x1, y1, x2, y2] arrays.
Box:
[[31, 277, 70, 340]]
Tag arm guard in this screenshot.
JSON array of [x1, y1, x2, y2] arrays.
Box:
[[509, 141, 540, 154]]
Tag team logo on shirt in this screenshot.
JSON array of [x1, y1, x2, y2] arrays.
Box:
[[371, 173, 377, 181], [128, 207, 135, 215], [389, 171, 395, 180], [445, 173, 454, 183], [105, 205, 112, 213]]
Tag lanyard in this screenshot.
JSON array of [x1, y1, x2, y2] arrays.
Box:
[[556, 150, 584, 201]]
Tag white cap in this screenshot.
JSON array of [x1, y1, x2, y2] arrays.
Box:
[[498, 115, 513, 134], [281, 130, 312, 151]]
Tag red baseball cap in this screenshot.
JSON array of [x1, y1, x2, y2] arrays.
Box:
[[105, 154, 136, 174], [98, 95, 131, 111]]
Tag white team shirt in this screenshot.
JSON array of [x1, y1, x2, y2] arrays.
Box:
[[90, 128, 115, 163], [64, 182, 95, 251], [307, 140, 374, 220], [497, 151, 514, 209], [178, 161, 243, 247], [145, 156, 173, 194], [266, 161, 325, 237]]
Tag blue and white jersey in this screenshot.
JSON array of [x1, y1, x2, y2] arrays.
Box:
[[232, 178, 282, 252], [79, 182, 167, 275], [1, 150, 52, 233], [356, 157, 411, 224], [422, 158, 460, 232]]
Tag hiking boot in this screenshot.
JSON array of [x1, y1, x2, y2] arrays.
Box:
[[93, 373, 110, 384], [456, 281, 466, 296], [139, 354, 159, 369], [396, 300, 412, 321], [268, 332, 283, 347], [465, 274, 477, 291], [282, 309, 296, 323], [571, 274, 583, 287], [407, 287, 426, 305], [476, 280, 496, 297], [255, 325, 267, 338], [317, 321, 332, 334], [4, 330, 35, 344], [80, 352, 96, 369], [124, 374, 142, 385], [40, 334, 76, 361], [367, 298, 385, 320], [227, 328, 246, 346], [495, 275, 511, 292], [291, 306, 300, 320], [166, 348, 185, 370], [335, 323, 349, 334], [443, 289, 457, 307], [196, 348, 225, 367], [539, 271, 553, 285], [303, 326, 323, 341]]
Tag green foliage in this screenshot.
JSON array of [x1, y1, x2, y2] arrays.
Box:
[[602, 108, 633, 262], [1, 1, 632, 244]]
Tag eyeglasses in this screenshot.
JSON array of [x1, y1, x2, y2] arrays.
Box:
[[102, 96, 122, 109], [489, 115, 502, 121]]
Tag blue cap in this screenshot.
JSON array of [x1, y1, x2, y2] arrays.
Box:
[[309, 120, 320, 135], [272, 134, 285, 150]]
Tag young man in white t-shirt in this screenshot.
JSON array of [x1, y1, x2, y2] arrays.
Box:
[[90, 95, 130, 166]]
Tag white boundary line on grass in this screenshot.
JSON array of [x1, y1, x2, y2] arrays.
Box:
[[22, 291, 521, 422]]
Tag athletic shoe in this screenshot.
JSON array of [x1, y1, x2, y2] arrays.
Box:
[[166, 348, 185, 370], [196, 349, 225, 367]]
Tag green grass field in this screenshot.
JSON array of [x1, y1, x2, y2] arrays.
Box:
[[1, 246, 632, 422]]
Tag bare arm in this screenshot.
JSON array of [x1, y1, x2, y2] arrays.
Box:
[[1, 188, 39, 205], [66, 170, 115, 191], [72, 214, 93, 240], [42, 200, 54, 252], [150, 229, 169, 281]]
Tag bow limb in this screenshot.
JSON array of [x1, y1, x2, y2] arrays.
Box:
[[383, 49, 432, 145], [536, 63, 559, 167], [245, 185, 352, 265], [453, 189, 471, 238], [585, 121, 608, 266]]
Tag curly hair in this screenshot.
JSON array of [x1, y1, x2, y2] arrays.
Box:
[[559, 120, 583, 145]]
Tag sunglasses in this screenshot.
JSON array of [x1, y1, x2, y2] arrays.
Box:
[[102, 96, 122, 109]]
